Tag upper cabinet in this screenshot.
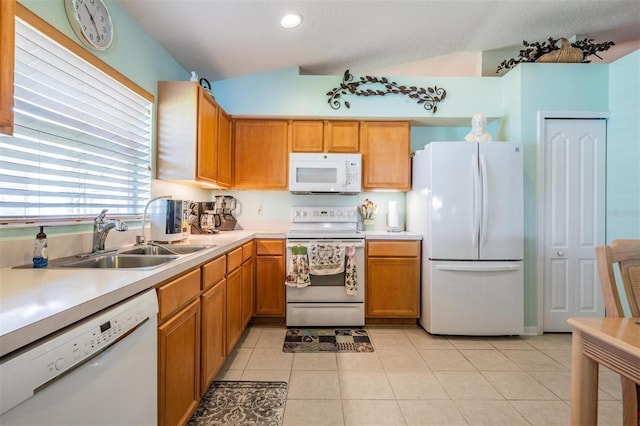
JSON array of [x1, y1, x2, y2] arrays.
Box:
[[234, 119, 289, 190], [360, 121, 411, 191], [323, 120, 359, 153], [0, 0, 15, 135], [290, 120, 323, 152], [217, 108, 233, 188], [290, 120, 359, 153], [157, 81, 231, 188]]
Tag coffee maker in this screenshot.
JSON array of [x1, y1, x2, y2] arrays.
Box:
[[215, 195, 238, 231], [189, 201, 218, 234]]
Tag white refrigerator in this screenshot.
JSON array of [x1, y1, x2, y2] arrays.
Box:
[[407, 141, 524, 335]]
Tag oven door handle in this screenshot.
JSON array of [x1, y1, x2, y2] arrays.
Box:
[[286, 240, 365, 248]]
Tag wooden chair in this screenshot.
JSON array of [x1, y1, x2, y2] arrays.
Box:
[[595, 239, 640, 426]]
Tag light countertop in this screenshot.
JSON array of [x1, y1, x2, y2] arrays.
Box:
[[0, 231, 261, 357], [364, 231, 422, 240], [0, 228, 419, 357]]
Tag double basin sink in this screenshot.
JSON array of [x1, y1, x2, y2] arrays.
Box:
[[44, 244, 215, 270]]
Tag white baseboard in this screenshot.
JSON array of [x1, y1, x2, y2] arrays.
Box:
[[522, 326, 540, 336]]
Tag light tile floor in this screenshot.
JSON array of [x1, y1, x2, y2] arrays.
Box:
[[214, 325, 623, 425]]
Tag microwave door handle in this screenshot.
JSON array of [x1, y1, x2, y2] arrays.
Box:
[[344, 161, 349, 186]]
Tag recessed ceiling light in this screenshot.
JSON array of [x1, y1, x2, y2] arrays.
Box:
[[280, 13, 302, 29]]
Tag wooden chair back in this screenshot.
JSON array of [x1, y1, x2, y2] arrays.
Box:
[[595, 239, 640, 426], [596, 239, 640, 318]]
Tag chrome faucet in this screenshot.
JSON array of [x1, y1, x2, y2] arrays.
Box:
[[92, 209, 128, 253]]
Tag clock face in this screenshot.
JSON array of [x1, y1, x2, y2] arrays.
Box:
[[65, 0, 113, 50]]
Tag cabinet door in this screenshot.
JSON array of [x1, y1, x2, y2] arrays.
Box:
[[196, 89, 219, 183], [234, 120, 289, 189], [324, 121, 359, 152], [226, 267, 243, 351], [242, 256, 255, 328], [217, 108, 233, 188], [201, 279, 226, 394], [291, 120, 323, 152], [360, 121, 410, 190], [158, 299, 201, 426], [366, 256, 420, 317], [0, 0, 15, 135], [255, 255, 285, 316]]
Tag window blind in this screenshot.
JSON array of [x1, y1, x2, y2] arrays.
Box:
[[0, 18, 152, 221]]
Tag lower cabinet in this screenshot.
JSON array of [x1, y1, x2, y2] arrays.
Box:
[[366, 240, 420, 318], [200, 279, 226, 394], [241, 241, 255, 328], [155, 241, 261, 425], [255, 239, 285, 316], [226, 247, 244, 351], [158, 298, 201, 426]]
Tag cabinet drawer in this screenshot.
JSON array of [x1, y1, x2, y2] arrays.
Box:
[[367, 240, 420, 257], [227, 246, 243, 271], [242, 241, 254, 261], [202, 255, 226, 290], [256, 239, 284, 256], [157, 268, 201, 322]]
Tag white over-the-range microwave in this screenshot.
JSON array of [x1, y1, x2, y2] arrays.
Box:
[[289, 153, 362, 194]]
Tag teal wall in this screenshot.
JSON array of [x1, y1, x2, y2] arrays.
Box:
[[607, 51, 640, 241], [213, 67, 504, 120], [509, 63, 610, 326], [17, 0, 188, 95]]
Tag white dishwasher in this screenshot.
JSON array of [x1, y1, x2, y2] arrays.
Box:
[[0, 289, 158, 426]]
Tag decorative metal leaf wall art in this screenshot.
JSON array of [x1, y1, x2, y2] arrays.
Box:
[[496, 37, 615, 73], [326, 70, 447, 113]]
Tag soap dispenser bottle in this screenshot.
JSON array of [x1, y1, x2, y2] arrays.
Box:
[[33, 226, 48, 268]]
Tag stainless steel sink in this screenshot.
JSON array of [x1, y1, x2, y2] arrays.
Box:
[[55, 254, 178, 269], [119, 244, 213, 256], [13, 243, 215, 270]]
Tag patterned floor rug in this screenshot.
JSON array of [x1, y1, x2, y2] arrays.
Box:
[[283, 328, 374, 353], [187, 381, 287, 426]]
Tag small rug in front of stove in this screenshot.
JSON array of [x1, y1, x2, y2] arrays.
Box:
[[283, 328, 374, 353], [187, 381, 287, 426]]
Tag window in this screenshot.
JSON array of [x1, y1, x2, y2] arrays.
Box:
[[0, 16, 152, 222]]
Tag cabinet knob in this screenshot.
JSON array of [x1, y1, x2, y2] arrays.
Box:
[[557, 251, 564, 256]]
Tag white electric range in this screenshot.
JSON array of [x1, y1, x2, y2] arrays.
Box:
[[285, 206, 365, 326]]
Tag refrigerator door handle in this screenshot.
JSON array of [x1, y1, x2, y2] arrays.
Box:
[[472, 153, 481, 248], [479, 154, 488, 247], [435, 264, 521, 272]]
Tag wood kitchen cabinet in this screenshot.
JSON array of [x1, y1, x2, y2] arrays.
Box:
[[360, 121, 411, 191], [200, 256, 226, 394], [157, 81, 231, 188], [323, 120, 360, 152], [157, 268, 202, 426], [366, 240, 420, 318], [241, 240, 255, 328], [217, 108, 233, 188], [0, 0, 15, 135], [226, 246, 244, 350], [255, 239, 286, 317], [290, 120, 359, 153], [233, 119, 289, 189]]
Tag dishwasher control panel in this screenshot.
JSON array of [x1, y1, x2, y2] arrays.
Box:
[[0, 290, 158, 416]]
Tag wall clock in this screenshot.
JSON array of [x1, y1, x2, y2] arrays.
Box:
[[64, 0, 113, 51]]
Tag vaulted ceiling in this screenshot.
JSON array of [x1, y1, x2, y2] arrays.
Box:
[[119, 0, 640, 81]]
